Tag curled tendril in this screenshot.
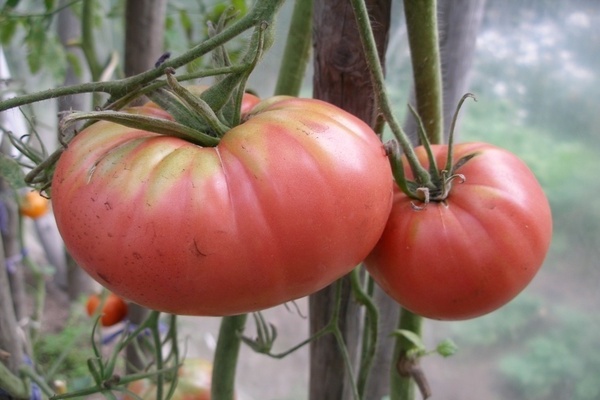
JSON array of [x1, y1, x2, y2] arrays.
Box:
[[434, 171, 466, 201]]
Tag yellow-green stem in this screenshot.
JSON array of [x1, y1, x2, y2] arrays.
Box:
[[390, 309, 423, 400], [274, 0, 313, 96], [0, 0, 286, 113], [403, 0, 444, 144], [349, 0, 432, 188], [211, 314, 248, 400]]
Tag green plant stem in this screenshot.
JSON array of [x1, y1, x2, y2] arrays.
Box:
[[2, 0, 82, 18], [350, 268, 379, 399], [390, 310, 423, 400], [0, 360, 30, 399], [0, 0, 286, 113], [348, 0, 432, 187], [403, 0, 444, 144], [274, 0, 313, 96], [81, 0, 103, 81], [20, 366, 54, 397], [211, 314, 248, 400], [147, 312, 165, 399]]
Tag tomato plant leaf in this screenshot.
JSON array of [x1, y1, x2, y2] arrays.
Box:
[[179, 9, 193, 41], [0, 153, 26, 191], [391, 329, 427, 352], [0, 19, 19, 45], [25, 21, 46, 74], [44, 0, 55, 11], [65, 51, 84, 79], [4, 0, 21, 9]]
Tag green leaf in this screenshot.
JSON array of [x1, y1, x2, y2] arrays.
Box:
[[435, 339, 458, 358], [179, 9, 193, 41], [5, 0, 21, 8], [0, 19, 19, 45], [0, 153, 26, 191], [65, 51, 83, 79], [25, 21, 47, 74], [44, 0, 55, 11], [231, 0, 248, 14], [391, 329, 427, 351]]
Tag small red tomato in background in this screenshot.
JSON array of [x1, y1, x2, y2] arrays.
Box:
[[124, 358, 220, 400], [19, 190, 50, 219], [86, 292, 128, 327], [366, 142, 552, 320]]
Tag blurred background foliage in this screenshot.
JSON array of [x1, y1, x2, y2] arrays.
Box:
[[1, 0, 599, 399]]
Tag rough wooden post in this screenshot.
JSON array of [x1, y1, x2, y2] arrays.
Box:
[[310, 1, 391, 399], [123, 0, 168, 372]]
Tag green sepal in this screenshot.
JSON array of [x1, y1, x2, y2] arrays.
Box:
[[60, 110, 219, 147], [146, 87, 210, 133]]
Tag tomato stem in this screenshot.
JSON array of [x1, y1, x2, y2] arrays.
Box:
[[230, 20, 270, 126], [348, 0, 432, 190], [390, 309, 427, 400], [59, 110, 220, 147], [351, 268, 380, 399], [0, 0, 286, 113], [274, 0, 313, 96], [403, 0, 444, 145], [211, 314, 248, 400]]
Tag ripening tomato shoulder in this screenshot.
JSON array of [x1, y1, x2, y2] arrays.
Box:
[[365, 142, 552, 320], [52, 95, 393, 316]]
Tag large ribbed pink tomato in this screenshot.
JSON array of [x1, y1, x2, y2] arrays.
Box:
[[51, 96, 393, 316], [365, 142, 552, 320]]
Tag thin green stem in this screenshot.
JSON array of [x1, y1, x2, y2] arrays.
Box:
[[0, 361, 30, 399], [16, 217, 45, 345], [349, 0, 432, 188], [403, 0, 444, 145], [1, 0, 82, 18], [328, 279, 361, 400], [147, 313, 165, 399], [19, 366, 54, 397], [211, 314, 248, 400], [390, 310, 423, 400], [264, 325, 330, 359], [81, 0, 103, 82], [0, 0, 286, 113], [350, 268, 379, 399], [332, 328, 361, 400], [274, 0, 313, 96]]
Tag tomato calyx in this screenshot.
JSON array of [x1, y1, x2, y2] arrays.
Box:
[[386, 93, 478, 208]]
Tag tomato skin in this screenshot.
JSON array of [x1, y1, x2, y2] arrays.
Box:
[[19, 190, 50, 219], [365, 143, 552, 320], [86, 292, 128, 327], [52, 96, 393, 316]]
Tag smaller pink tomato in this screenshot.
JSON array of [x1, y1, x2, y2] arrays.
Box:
[[366, 142, 552, 320]]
